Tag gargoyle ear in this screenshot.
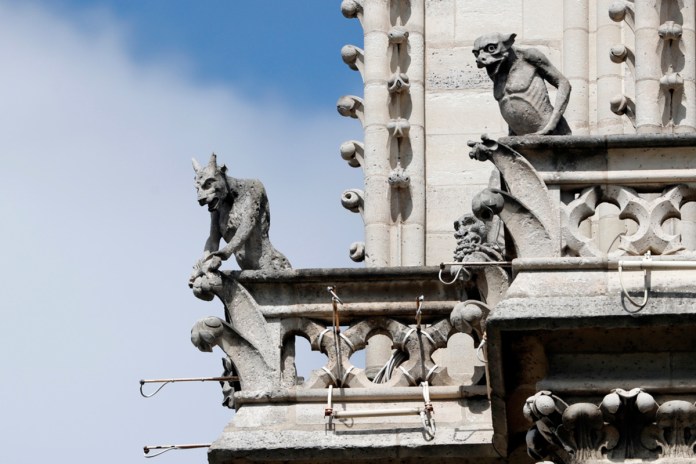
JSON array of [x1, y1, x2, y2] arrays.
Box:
[[502, 33, 517, 49], [220, 164, 228, 175], [192, 158, 202, 172]]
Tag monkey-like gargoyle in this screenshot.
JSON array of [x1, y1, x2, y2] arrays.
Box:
[[188, 154, 291, 295], [473, 32, 572, 135]]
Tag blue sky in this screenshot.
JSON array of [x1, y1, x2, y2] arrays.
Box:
[[0, 1, 364, 463], [41, 0, 364, 108]]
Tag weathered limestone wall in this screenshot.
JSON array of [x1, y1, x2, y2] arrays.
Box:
[[341, 1, 696, 265]]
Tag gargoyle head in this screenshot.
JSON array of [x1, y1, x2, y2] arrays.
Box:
[[472, 32, 516, 77], [192, 153, 229, 212]]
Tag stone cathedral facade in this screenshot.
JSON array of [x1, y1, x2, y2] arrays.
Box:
[[181, 1, 696, 463]]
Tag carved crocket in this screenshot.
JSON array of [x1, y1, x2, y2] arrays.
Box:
[[189, 154, 291, 288], [473, 32, 572, 136]]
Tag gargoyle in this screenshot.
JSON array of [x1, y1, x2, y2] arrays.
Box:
[[473, 32, 572, 135], [189, 154, 291, 288]]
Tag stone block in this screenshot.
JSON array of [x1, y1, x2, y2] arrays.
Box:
[[426, 232, 457, 265], [425, 91, 507, 135], [523, 0, 563, 41], [455, 0, 523, 43], [426, 134, 496, 186], [426, 183, 489, 233], [425, 0, 456, 45], [426, 47, 492, 91]]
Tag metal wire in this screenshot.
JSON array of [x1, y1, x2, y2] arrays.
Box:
[[618, 251, 651, 312], [415, 295, 424, 329], [143, 444, 210, 458], [139, 376, 239, 398]]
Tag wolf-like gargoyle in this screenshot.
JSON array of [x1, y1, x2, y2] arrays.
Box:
[[188, 154, 291, 296]]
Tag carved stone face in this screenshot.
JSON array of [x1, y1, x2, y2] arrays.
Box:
[[472, 32, 516, 75], [193, 154, 229, 212]]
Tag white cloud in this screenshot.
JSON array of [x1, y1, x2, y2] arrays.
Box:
[[0, 2, 364, 462]]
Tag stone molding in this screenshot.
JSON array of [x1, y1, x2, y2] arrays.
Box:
[[525, 389, 696, 463]]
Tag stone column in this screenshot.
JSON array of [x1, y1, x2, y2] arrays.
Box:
[[362, 0, 392, 267], [401, 0, 426, 266], [597, 0, 625, 134], [564, 0, 590, 134], [634, 0, 662, 133], [679, 0, 696, 132]]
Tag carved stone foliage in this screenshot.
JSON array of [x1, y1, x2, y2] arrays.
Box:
[[524, 391, 618, 464], [525, 389, 696, 463], [564, 184, 696, 257], [468, 136, 560, 258], [609, 0, 691, 131]]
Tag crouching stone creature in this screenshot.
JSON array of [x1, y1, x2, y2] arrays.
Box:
[[188, 154, 291, 290], [473, 32, 572, 135]]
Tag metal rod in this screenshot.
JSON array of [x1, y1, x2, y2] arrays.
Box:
[[144, 444, 210, 452], [439, 261, 512, 268], [143, 443, 210, 458], [140, 376, 239, 384], [139, 376, 239, 398], [618, 260, 696, 270], [234, 385, 487, 405], [333, 407, 422, 418]]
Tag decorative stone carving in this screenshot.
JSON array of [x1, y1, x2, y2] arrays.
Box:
[[349, 241, 365, 262], [387, 166, 410, 189], [449, 213, 507, 296], [525, 389, 696, 463], [601, 388, 657, 460], [288, 315, 455, 389], [472, 32, 572, 136], [341, 44, 364, 73], [341, 188, 364, 215], [563, 184, 696, 257], [453, 214, 503, 263], [450, 300, 490, 344], [468, 136, 560, 252], [336, 95, 364, 122], [339, 140, 364, 168], [219, 357, 238, 409], [340, 0, 363, 20], [191, 316, 278, 392], [644, 400, 696, 459], [189, 154, 291, 295], [525, 391, 619, 463], [191, 278, 281, 393]]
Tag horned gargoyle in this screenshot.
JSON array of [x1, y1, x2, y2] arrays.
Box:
[[189, 154, 291, 299], [472, 32, 572, 135]]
